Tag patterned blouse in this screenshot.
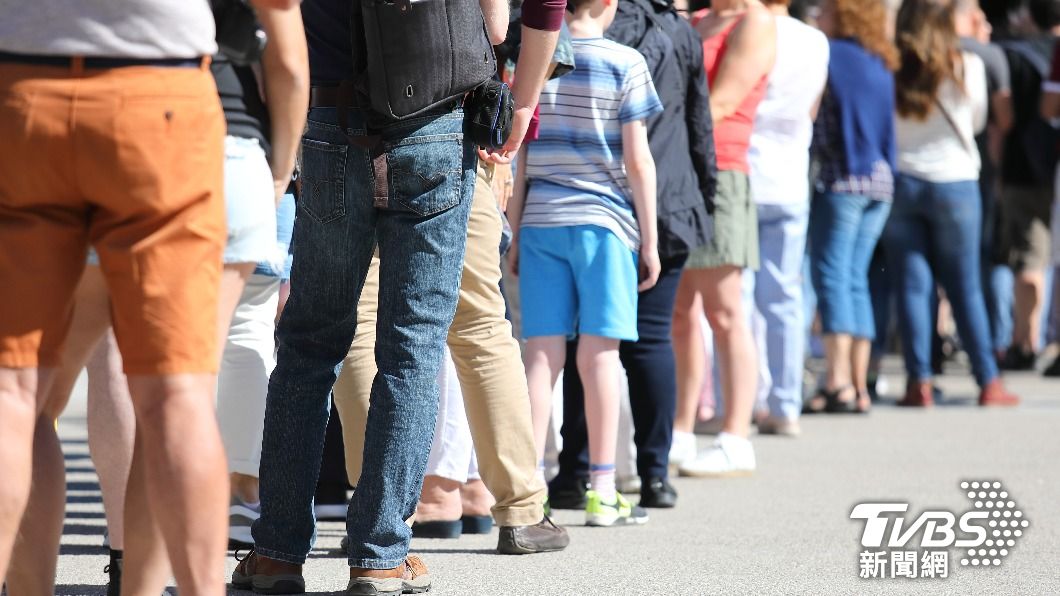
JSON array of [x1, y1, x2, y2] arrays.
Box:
[[813, 89, 894, 201]]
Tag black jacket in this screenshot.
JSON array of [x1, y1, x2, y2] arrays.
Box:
[[606, 0, 717, 259]]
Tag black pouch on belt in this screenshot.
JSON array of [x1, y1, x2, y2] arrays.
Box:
[[464, 79, 514, 151]]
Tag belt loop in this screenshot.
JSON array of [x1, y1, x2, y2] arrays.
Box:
[[71, 56, 84, 76], [200, 55, 211, 71]]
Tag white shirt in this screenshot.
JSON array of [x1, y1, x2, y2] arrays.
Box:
[[0, 0, 216, 58], [748, 16, 830, 205], [896, 52, 988, 183]]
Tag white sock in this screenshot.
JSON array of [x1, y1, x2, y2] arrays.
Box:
[[589, 464, 617, 502], [536, 461, 546, 485]]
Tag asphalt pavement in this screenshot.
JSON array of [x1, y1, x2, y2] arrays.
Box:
[[49, 357, 1059, 595]]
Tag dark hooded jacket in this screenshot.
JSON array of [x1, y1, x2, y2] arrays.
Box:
[[606, 0, 717, 259]]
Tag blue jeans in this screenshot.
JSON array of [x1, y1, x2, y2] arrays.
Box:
[[808, 191, 891, 339], [252, 106, 475, 569], [881, 174, 998, 386], [749, 202, 809, 419]]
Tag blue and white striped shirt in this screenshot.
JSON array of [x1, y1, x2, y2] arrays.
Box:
[[523, 37, 663, 250]]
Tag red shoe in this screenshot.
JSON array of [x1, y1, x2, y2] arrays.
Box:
[[979, 379, 1020, 407], [897, 380, 934, 407]]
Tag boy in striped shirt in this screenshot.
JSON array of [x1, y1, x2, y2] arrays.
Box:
[[507, 0, 662, 527]]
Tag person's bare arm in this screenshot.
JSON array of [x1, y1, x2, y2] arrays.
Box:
[[709, 7, 776, 123], [622, 119, 660, 291], [1042, 90, 1060, 121], [258, 3, 309, 203], [249, 0, 301, 10], [480, 26, 559, 164], [479, 0, 510, 45]]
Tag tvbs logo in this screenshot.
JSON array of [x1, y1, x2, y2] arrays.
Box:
[[851, 481, 1029, 572]]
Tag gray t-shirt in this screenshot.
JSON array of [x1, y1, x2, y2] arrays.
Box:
[[0, 1, 216, 58]]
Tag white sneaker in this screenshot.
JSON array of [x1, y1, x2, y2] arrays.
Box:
[[668, 431, 697, 469], [229, 498, 260, 547], [314, 502, 348, 521], [678, 433, 756, 478]]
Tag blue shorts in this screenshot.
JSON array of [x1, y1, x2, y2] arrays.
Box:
[[519, 225, 639, 341]]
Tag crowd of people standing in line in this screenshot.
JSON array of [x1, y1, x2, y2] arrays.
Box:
[[2, 0, 1060, 594]]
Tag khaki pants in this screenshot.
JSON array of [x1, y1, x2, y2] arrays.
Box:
[[333, 164, 545, 527]]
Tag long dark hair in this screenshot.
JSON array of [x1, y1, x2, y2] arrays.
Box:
[[894, 0, 964, 120]]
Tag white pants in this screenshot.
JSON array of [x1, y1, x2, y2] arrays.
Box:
[[217, 274, 281, 477], [426, 346, 480, 482]]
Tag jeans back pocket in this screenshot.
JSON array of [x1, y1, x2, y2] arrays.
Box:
[[384, 133, 464, 216], [300, 138, 348, 224]]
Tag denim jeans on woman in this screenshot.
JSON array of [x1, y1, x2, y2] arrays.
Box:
[[252, 106, 475, 569], [808, 191, 892, 340], [749, 202, 810, 420], [880, 174, 999, 386]]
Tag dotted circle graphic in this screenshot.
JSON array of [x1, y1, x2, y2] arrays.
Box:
[[962, 480, 1027, 567]]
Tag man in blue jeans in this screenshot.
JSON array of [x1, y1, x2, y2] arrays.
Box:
[[233, 0, 562, 592]]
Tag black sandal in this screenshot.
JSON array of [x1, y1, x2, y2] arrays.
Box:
[[854, 390, 872, 414], [802, 388, 829, 414], [824, 385, 858, 413]]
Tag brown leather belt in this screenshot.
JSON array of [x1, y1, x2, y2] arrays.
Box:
[[308, 84, 389, 208], [309, 85, 344, 109]]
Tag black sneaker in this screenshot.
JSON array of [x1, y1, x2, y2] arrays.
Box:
[[547, 476, 588, 509], [639, 477, 677, 508], [104, 549, 122, 596], [1043, 356, 1060, 377], [497, 516, 570, 554], [1001, 346, 1037, 371]]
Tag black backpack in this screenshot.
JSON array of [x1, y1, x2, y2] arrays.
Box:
[[353, 0, 497, 120]]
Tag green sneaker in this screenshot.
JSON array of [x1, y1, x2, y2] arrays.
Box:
[[585, 490, 649, 527]]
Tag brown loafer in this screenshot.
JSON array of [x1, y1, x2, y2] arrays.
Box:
[[897, 380, 934, 408], [979, 379, 1020, 407], [347, 556, 430, 595], [231, 549, 305, 594]]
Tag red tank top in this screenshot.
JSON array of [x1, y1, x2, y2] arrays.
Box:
[[693, 9, 768, 173]]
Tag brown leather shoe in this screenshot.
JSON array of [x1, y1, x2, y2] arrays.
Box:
[[979, 379, 1020, 407], [897, 380, 934, 407], [231, 549, 305, 594], [347, 556, 430, 595], [497, 516, 570, 554]]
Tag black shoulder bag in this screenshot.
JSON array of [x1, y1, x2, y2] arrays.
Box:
[[353, 0, 511, 148]]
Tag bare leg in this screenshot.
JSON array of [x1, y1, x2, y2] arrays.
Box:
[[416, 476, 463, 522], [8, 266, 111, 593], [671, 279, 704, 434], [576, 335, 622, 470], [125, 374, 227, 595], [695, 267, 757, 438], [231, 473, 260, 504], [459, 480, 495, 517], [850, 338, 873, 411], [0, 368, 44, 585], [524, 336, 568, 464], [215, 263, 255, 357], [850, 338, 872, 395], [121, 431, 170, 594], [823, 334, 854, 390], [87, 331, 135, 551], [6, 417, 65, 596], [1013, 269, 1045, 353]]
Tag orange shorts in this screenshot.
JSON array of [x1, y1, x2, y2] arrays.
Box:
[[0, 61, 225, 374]]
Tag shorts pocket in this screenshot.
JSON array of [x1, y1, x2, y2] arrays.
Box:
[[299, 138, 347, 224], [385, 133, 464, 216]]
